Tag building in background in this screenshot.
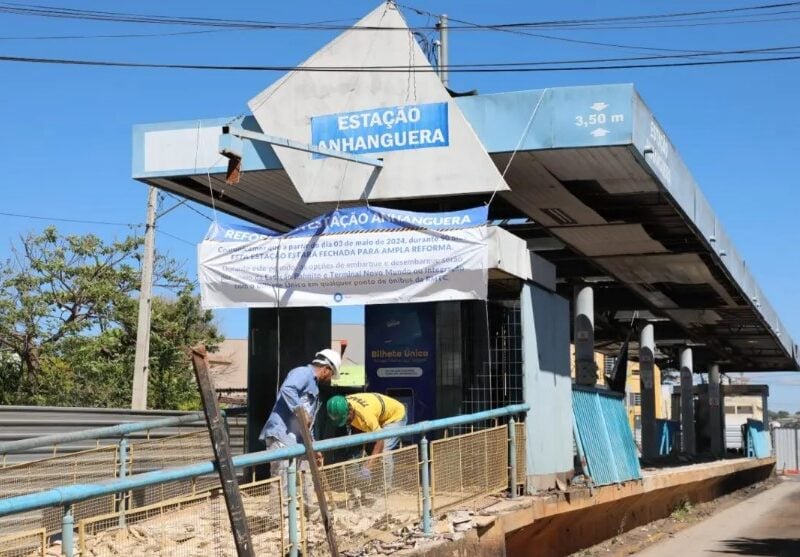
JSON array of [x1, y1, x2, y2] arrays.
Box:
[[207, 324, 367, 400]]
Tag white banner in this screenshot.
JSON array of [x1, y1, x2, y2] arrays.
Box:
[[198, 206, 488, 308]]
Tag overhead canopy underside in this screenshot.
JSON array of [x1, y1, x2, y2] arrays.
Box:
[[133, 84, 799, 372]]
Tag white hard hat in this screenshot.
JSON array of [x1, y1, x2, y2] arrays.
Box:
[[312, 348, 341, 379]]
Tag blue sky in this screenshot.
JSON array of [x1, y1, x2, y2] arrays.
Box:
[[0, 1, 798, 409]]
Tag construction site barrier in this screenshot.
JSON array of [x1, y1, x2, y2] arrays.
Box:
[[0, 403, 529, 557]]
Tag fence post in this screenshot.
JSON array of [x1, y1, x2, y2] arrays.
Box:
[[509, 418, 518, 499], [287, 459, 299, 557], [795, 430, 799, 472], [420, 435, 432, 535], [62, 504, 74, 557], [118, 437, 128, 527]]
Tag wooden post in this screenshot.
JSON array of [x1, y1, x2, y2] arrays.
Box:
[[294, 407, 340, 557], [191, 345, 255, 557]]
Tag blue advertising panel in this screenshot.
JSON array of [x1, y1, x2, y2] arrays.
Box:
[[311, 102, 449, 157], [365, 303, 436, 425]]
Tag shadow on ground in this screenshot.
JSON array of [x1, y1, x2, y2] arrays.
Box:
[[717, 537, 800, 556]]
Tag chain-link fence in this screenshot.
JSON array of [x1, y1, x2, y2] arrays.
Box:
[[430, 425, 509, 513], [77, 476, 284, 557], [0, 408, 525, 555], [79, 493, 212, 557], [515, 421, 526, 489], [128, 431, 218, 508], [301, 446, 421, 556], [0, 528, 46, 557], [0, 446, 119, 537]]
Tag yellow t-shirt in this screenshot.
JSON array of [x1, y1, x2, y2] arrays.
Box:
[[346, 393, 406, 433]]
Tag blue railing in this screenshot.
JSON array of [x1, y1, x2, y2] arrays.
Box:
[[0, 403, 528, 557]]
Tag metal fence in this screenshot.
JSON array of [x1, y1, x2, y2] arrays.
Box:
[[0, 404, 528, 557], [430, 425, 509, 513], [0, 528, 46, 557], [0, 407, 245, 466], [514, 421, 526, 488], [78, 477, 284, 557], [774, 428, 800, 473], [302, 446, 420, 555]]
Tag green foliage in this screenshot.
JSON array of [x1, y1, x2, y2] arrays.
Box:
[[0, 227, 222, 409], [669, 499, 693, 522]]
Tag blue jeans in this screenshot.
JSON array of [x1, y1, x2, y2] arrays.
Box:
[[381, 416, 407, 488]]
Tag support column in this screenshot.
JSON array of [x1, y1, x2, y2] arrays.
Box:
[[574, 286, 597, 386], [708, 364, 724, 456], [639, 324, 658, 459], [679, 348, 695, 455], [521, 282, 572, 491]]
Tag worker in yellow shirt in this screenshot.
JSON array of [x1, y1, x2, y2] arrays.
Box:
[[326, 393, 407, 482]]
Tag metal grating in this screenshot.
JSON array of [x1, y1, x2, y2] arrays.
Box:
[[128, 431, 218, 509], [430, 426, 508, 513], [0, 528, 46, 557], [515, 421, 526, 487], [573, 387, 641, 486], [456, 301, 523, 434], [301, 446, 421, 555], [0, 446, 118, 538]]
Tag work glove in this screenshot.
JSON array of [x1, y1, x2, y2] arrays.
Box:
[[359, 466, 372, 481]]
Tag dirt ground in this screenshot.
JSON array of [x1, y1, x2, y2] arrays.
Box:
[[570, 476, 781, 557]]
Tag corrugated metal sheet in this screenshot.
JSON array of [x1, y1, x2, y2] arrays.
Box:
[[0, 406, 246, 466], [573, 387, 641, 486], [775, 428, 800, 472], [745, 420, 771, 458]]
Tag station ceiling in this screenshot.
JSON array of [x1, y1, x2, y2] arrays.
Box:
[[134, 85, 799, 373]]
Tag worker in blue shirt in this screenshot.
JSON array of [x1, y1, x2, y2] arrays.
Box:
[[258, 348, 341, 497]]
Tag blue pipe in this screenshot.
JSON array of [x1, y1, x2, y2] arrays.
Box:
[[419, 436, 432, 535], [287, 459, 299, 557], [117, 437, 128, 527], [0, 403, 529, 517], [0, 412, 206, 455], [62, 505, 74, 557], [508, 418, 518, 499]]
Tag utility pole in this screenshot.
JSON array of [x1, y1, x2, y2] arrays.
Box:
[[131, 186, 158, 410], [436, 14, 449, 88]]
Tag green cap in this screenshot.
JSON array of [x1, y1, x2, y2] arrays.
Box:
[[327, 395, 349, 427]]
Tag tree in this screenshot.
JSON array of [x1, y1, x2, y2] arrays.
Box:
[[0, 227, 222, 409]]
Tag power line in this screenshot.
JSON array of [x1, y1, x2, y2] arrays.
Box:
[[1, 51, 799, 72], [163, 192, 214, 222], [155, 227, 195, 246], [0, 210, 142, 227]]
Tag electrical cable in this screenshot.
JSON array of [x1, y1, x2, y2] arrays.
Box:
[[2, 51, 800, 72], [0, 210, 142, 227]]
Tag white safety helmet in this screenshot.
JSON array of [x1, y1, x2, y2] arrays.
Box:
[[312, 348, 341, 379]]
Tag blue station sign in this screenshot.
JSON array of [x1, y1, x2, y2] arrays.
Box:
[[311, 102, 449, 157]]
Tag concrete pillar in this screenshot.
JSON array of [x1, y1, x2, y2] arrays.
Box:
[[574, 286, 597, 386], [679, 347, 695, 454], [762, 391, 769, 426], [639, 324, 658, 459], [521, 282, 573, 491], [708, 363, 724, 456]]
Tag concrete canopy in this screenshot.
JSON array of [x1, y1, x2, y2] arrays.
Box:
[[132, 66, 797, 375]]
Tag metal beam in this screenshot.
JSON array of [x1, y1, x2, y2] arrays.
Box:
[[222, 125, 384, 168]]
